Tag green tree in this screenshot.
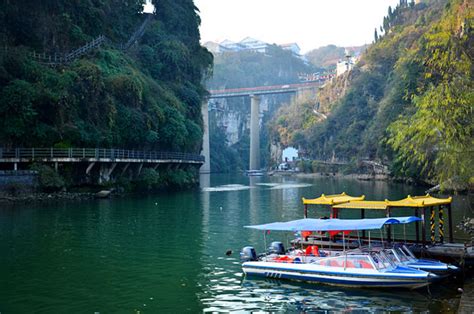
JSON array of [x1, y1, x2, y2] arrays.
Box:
[[0, 80, 38, 146]]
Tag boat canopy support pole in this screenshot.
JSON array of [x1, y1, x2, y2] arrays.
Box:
[[447, 204, 453, 243], [421, 207, 426, 246], [263, 230, 267, 261], [361, 208, 366, 239], [415, 208, 420, 243], [403, 224, 407, 243], [368, 231, 371, 249], [380, 228, 384, 248], [304, 204, 308, 218], [386, 207, 391, 243]]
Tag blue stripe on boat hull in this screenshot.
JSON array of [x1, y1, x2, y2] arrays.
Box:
[[242, 265, 431, 289], [245, 271, 429, 289], [243, 263, 429, 280]]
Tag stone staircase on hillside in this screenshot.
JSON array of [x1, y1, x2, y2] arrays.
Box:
[[121, 14, 153, 51], [31, 14, 153, 66]]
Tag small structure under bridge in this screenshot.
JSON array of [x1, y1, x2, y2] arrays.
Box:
[[0, 148, 204, 184]]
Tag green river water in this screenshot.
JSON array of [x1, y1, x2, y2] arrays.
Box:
[[0, 174, 472, 313]]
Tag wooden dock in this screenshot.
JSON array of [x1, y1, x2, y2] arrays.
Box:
[[458, 280, 474, 313]]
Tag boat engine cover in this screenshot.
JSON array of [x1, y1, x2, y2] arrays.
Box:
[[269, 241, 285, 255], [240, 246, 257, 262]]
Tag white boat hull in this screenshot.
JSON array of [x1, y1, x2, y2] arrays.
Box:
[[242, 261, 433, 289]]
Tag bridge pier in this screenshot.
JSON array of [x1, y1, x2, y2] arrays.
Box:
[[249, 95, 261, 170], [86, 162, 95, 175], [99, 163, 109, 184], [137, 163, 143, 176], [120, 162, 130, 178], [200, 99, 211, 174]]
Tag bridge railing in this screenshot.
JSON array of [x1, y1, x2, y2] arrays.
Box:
[[0, 148, 204, 162]]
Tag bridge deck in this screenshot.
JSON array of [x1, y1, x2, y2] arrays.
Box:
[[209, 81, 323, 98], [0, 148, 204, 165]]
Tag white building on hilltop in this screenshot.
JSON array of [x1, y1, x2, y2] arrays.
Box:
[[239, 37, 269, 53], [220, 39, 245, 51], [336, 49, 357, 76], [203, 37, 307, 61]]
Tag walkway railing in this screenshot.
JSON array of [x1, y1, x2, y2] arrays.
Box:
[[0, 148, 204, 163]]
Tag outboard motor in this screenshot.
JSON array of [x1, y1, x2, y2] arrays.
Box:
[[268, 241, 285, 255], [240, 246, 257, 262]]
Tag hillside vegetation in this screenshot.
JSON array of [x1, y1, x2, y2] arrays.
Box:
[[305, 45, 345, 70], [0, 0, 213, 189], [0, 0, 212, 153], [270, 0, 473, 188]]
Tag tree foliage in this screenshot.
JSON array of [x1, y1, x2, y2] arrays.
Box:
[[270, 0, 473, 186], [305, 45, 345, 71], [0, 0, 213, 155], [388, 0, 473, 184]]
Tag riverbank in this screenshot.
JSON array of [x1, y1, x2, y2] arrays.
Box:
[[0, 191, 96, 203], [292, 172, 472, 193], [294, 172, 389, 181]]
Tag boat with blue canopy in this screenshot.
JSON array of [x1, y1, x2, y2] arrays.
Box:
[[240, 216, 438, 289], [244, 216, 421, 232]]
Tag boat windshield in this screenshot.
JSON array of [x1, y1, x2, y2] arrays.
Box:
[[402, 245, 417, 259], [395, 247, 414, 262], [384, 249, 401, 263], [370, 251, 394, 270], [311, 255, 375, 270]]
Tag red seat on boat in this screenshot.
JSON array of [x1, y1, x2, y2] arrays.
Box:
[[359, 260, 373, 269], [274, 255, 294, 263], [329, 260, 341, 267], [305, 245, 319, 256], [345, 261, 356, 268]]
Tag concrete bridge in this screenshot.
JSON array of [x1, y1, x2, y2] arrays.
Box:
[[200, 81, 324, 173], [0, 148, 204, 183]]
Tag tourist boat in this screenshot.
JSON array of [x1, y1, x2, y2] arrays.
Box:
[[382, 245, 458, 275], [240, 217, 438, 289], [245, 170, 265, 176]]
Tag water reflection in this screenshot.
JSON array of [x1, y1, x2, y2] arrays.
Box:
[[200, 263, 461, 313], [0, 174, 469, 312], [198, 174, 470, 312]]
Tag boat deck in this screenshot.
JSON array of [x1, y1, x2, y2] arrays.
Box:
[[293, 237, 474, 267]]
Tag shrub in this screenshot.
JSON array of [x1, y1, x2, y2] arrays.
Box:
[[30, 164, 65, 192], [134, 168, 161, 191]]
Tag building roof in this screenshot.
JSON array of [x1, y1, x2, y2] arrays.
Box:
[[316, 194, 452, 209], [387, 195, 452, 207], [280, 42, 300, 50], [302, 192, 365, 205], [239, 37, 266, 45], [333, 201, 389, 210]]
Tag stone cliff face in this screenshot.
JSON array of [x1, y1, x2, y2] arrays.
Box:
[[210, 94, 294, 146], [317, 70, 353, 115]]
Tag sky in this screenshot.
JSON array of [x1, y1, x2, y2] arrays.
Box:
[[194, 0, 400, 53]]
